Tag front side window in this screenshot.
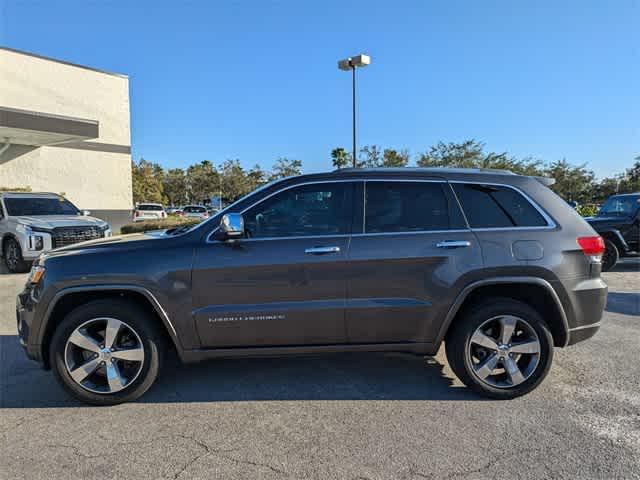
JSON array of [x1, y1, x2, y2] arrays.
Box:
[[4, 197, 81, 216], [452, 183, 548, 228], [364, 181, 456, 233], [243, 183, 352, 238]]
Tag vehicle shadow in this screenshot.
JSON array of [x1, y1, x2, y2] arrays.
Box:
[[0, 335, 479, 408], [606, 291, 640, 316], [610, 258, 640, 273]]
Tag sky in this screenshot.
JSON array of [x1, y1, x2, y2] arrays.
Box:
[[1, 0, 638, 178]]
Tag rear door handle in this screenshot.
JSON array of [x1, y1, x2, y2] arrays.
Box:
[[436, 240, 471, 249], [305, 246, 341, 255]]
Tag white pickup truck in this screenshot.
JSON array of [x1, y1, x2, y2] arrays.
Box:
[[0, 192, 111, 272]]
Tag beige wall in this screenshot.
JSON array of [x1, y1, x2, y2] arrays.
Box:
[[0, 146, 132, 210], [0, 48, 133, 210]]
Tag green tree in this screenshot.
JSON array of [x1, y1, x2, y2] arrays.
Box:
[[359, 145, 383, 167], [269, 157, 302, 180], [246, 164, 268, 192], [186, 160, 219, 204], [416, 139, 544, 176], [331, 147, 351, 169], [618, 157, 640, 193], [220, 159, 250, 201], [544, 159, 595, 203], [382, 148, 410, 167], [163, 168, 188, 206], [131, 158, 164, 205]]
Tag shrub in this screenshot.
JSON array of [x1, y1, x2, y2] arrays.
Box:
[[120, 217, 201, 234], [577, 204, 599, 217]]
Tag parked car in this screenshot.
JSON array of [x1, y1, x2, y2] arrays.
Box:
[[586, 192, 640, 271], [133, 203, 167, 222], [16, 168, 607, 405], [166, 206, 182, 215], [179, 205, 209, 220], [0, 192, 111, 273]]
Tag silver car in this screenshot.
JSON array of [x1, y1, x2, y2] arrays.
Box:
[[0, 192, 111, 273]]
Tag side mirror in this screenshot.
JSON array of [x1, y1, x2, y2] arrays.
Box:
[[82, 210, 91, 216], [219, 213, 244, 240]]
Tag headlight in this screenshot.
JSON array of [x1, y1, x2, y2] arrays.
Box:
[[28, 264, 45, 285], [15, 223, 31, 234]]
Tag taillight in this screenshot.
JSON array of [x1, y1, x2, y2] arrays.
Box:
[[134, 211, 139, 218], [203, 212, 209, 218], [577, 236, 605, 256], [161, 211, 166, 218]]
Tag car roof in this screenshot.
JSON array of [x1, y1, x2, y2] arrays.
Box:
[[137, 203, 163, 206], [608, 192, 640, 198]]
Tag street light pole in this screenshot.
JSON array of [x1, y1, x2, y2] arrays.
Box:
[[338, 54, 370, 168], [352, 65, 356, 168]]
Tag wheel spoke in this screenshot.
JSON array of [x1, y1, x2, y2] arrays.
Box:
[[69, 358, 100, 384], [510, 340, 540, 355], [474, 353, 499, 380], [470, 330, 499, 350], [68, 329, 101, 353], [104, 318, 123, 349], [111, 347, 144, 362], [499, 316, 518, 345], [106, 362, 125, 392], [504, 357, 526, 385]]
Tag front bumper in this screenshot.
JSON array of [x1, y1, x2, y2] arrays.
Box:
[[16, 290, 42, 364]]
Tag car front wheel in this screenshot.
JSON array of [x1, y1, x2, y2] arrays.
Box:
[[3, 237, 31, 273], [445, 298, 553, 399], [50, 299, 165, 405]]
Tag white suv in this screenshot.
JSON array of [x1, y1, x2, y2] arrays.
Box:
[[0, 192, 111, 273], [133, 203, 167, 222]]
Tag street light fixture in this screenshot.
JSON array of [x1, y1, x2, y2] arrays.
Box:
[[338, 54, 371, 168]]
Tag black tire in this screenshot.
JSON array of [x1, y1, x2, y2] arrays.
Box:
[[601, 239, 619, 272], [50, 299, 165, 405], [445, 298, 554, 400], [3, 237, 31, 273]]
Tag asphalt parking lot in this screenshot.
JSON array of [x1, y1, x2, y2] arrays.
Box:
[[1, 260, 638, 479]]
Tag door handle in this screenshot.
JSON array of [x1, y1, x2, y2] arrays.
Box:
[[436, 240, 471, 249], [305, 246, 341, 255]]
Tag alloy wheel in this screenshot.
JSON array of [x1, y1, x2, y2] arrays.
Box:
[[64, 317, 145, 394], [467, 315, 541, 389], [5, 241, 19, 270]]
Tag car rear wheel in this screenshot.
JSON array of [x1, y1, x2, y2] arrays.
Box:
[[445, 298, 553, 399], [3, 237, 31, 273], [601, 239, 619, 272], [50, 299, 165, 405]]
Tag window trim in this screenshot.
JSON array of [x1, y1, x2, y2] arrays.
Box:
[[205, 177, 556, 243], [449, 181, 556, 231]]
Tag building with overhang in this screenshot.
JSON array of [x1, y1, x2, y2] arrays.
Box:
[[0, 47, 133, 231]]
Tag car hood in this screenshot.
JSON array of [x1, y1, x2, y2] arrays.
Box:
[[12, 215, 109, 229], [585, 215, 631, 227], [42, 230, 168, 258]]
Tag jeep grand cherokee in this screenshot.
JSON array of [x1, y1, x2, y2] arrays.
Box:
[[16, 168, 607, 405]]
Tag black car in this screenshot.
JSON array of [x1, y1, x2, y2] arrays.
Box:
[[586, 193, 640, 271], [17, 168, 608, 405]]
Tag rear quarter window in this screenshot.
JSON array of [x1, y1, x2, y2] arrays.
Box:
[[453, 183, 548, 228]]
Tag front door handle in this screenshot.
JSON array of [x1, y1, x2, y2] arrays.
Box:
[[305, 246, 341, 255], [436, 240, 471, 249]]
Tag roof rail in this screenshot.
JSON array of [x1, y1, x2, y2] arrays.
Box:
[[332, 167, 517, 175]]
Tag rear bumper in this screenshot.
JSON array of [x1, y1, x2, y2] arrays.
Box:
[[556, 276, 608, 346], [567, 323, 601, 345]]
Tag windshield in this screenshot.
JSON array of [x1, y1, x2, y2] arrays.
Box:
[[4, 197, 81, 216], [598, 195, 640, 217]]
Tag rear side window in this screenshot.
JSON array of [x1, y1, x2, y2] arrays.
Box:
[[452, 183, 548, 228], [364, 182, 462, 233]]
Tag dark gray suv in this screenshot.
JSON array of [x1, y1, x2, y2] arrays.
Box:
[[16, 168, 608, 405]]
